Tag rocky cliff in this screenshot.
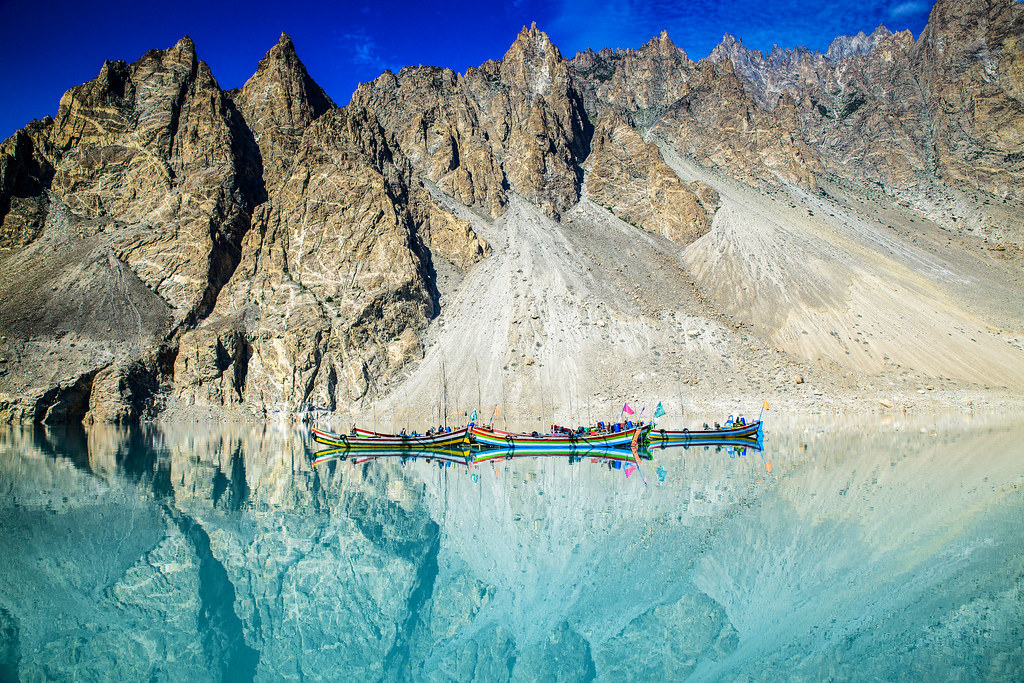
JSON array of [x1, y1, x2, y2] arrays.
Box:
[[0, 34, 487, 423], [2, 0, 1024, 425], [705, 0, 1024, 211], [351, 23, 592, 219]]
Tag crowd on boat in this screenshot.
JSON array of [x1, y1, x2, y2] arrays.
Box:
[[704, 414, 752, 430], [551, 413, 754, 434]]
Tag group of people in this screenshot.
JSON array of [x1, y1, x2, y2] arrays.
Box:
[[703, 414, 749, 431], [388, 425, 456, 437], [550, 420, 645, 436], [352, 413, 750, 438]]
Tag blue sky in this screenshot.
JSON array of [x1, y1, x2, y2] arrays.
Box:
[[0, 0, 935, 141]]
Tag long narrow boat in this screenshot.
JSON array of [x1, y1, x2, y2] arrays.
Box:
[[311, 425, 471, 450], [648, 420, 762, 444], [469, 424, 650, 450], [649, 435, 763, 452]]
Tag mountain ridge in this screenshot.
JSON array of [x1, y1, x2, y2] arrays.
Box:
[[1, 0, 1022, 426]]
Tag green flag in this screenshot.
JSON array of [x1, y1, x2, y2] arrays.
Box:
[[654, 402, 666, 418], [470, 409, 478, 422]]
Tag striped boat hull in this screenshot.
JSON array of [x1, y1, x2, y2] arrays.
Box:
[[648, 421, 762, 444], [469, 424, 649, 449], [311, 426, 471, 450]]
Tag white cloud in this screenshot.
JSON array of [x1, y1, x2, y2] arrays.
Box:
[[343, 29, 387, 70], [887, 1, 930, 19]]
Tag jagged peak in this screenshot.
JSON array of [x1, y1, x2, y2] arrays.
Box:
[[570, 47, 598, 61], [870, 25, 894, 40], [765, 43, 814, 66], [134, 36, 196, 74], [257, 31, 301, 67], [240, 33, 335, 120], [504, 22, 562, 62], [249, 33, 321, 88], [643, 29, 676, 49], [169, 35, 197, 63], [708, 33, 760, 63], [825, 26, 892, 61], [498, 22, 569, 95], [637, 29, 687, 60], [719, 33, 742, 48]]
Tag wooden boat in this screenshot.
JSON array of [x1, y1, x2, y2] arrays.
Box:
[[648, 420, 762, 444], [469, 423, 650, 450], [311, 425, 471, 450]]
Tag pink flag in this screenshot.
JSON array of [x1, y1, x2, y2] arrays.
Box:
[[623, 402, 635, 415]]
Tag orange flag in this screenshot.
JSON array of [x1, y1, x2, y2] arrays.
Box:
[[763, 400, 770, 411]]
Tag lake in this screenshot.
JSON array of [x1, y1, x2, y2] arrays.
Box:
[[1, 416, 1021, 681]]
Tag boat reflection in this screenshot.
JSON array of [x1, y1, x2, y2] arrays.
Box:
[[650, 435, 763, 454], [312, 444, 652, 467], [312, 435, 764, 469]]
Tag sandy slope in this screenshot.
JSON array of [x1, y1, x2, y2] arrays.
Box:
[[658, 145, 1024, 390], [325, 154, 1024, 433]]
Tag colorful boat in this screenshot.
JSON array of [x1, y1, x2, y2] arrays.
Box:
[[469, 423, 650, 450], [311, 425, 471, 450], [648, 420, 763, 444]]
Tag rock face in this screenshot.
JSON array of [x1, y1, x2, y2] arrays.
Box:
[[654, 59, 822, 189], [0, 120, 55, 247], [570, 34, 822, 188], [0, 37, 263, 422], [704, 0, 1024, 204], [912, 0, 1024, 198], [47, 37, 262, 320], [586, 111, 719, 245], [570, 31, 697, 122], [174, 106, 486, 415], [232, 32, 334, 194], [2, 0, 1024, 423], [1, 34, 487, 422], [352, 23, 591, 218]]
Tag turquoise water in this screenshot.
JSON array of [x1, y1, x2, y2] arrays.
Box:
[[0, 419, 1021, 681]]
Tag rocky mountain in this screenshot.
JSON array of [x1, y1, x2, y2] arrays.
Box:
[[350, 23, 592, 219], [0, 34, 486, 423], [2, 0, 1023, 426]]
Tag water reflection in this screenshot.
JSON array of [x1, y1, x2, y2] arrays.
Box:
[[0, 419, 1021, 681]]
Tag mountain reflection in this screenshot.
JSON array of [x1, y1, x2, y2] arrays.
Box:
[[0, 419, 1021, 681]]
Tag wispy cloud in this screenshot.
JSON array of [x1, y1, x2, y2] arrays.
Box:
[[343, 29, 387, 70], [887, 1, 930, 20]]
